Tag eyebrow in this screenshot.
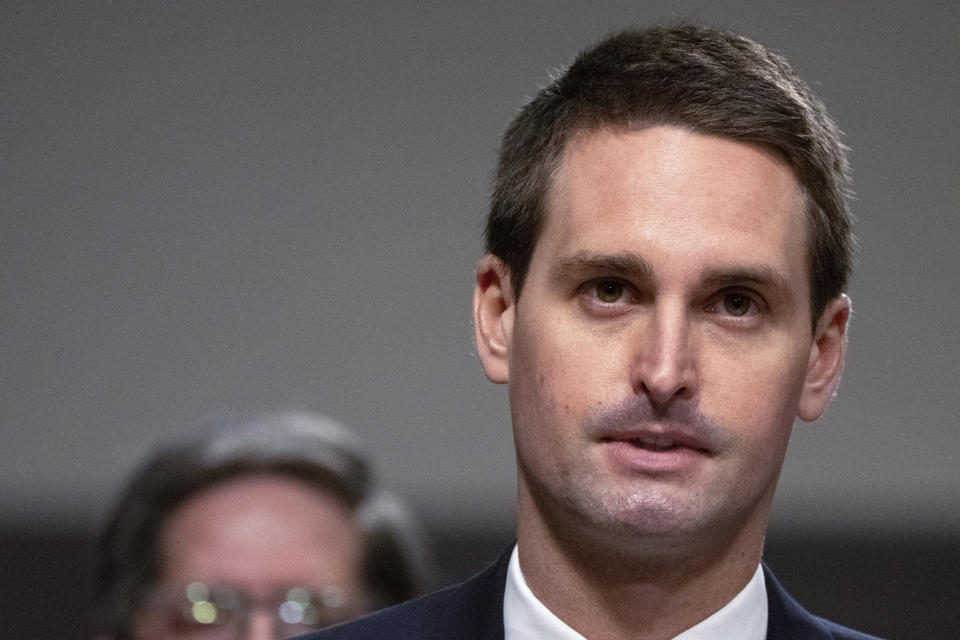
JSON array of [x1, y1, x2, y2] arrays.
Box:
[[556, 251, 653, 280], [555, 252, 798, 299], [699, 265, 798, 301]]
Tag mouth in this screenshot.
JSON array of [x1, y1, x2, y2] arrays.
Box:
[[600, 431, 712, 455], [599, 432, 712, 474], [626, 433, 682, 451]]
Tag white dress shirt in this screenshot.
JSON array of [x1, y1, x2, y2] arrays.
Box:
[[503, 545, 768, 640]]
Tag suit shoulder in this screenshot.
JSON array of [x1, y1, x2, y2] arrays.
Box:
[[763, 564, 886, 640], [296, 549, 510, 640], [813, 614, 886, 640]]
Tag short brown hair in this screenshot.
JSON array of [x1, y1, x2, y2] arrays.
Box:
[[486, 24, 854, 325]]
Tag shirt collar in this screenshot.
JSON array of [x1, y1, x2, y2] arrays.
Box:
[[503, 545, 768, 640]]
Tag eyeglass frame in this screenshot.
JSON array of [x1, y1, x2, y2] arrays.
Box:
[[135, 581, 360, 638]]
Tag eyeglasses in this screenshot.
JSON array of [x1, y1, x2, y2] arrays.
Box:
[[137, 582, 358, 639]]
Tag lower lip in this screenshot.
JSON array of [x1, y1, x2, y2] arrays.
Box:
[[600, 439, 709, 474]]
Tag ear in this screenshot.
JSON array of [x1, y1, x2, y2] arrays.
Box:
[[473, 255, 515, 384], [797, 295, 851, 422]]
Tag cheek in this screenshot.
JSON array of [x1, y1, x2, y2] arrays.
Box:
[[509, 321, 612, 425], [507, 323, 587, 469], [509, 339, 560, 437], [701, 344, 808, 440]]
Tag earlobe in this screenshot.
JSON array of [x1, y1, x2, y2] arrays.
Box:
[[797, 295, 851, 422], [473, 255, 514, 384]]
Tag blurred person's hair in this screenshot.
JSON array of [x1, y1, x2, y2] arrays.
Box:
[[486, 23, 854, 327], [93, 410, 432, 639]]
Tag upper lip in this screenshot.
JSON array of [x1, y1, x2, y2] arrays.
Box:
[[599, 427, 712, 453]]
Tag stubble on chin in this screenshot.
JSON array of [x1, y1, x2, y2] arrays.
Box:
[[543, 395, 743, 550]]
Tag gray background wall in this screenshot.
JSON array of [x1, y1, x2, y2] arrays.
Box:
[[2, 2, 958, 638]]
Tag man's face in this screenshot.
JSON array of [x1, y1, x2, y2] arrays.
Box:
[[134, 475, 367, 640], [476, 126, 847, 554]]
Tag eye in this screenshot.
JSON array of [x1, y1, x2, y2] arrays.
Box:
[[721, 292, 752, 316], [577, 278, 642, 317], [594, 279, 627, 304], [706, 289, 764, 320]]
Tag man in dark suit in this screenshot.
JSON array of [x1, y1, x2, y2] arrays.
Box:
[[302, 24, 881, 640]]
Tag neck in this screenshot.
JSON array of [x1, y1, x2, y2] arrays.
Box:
[[515, 485, 769, 640]]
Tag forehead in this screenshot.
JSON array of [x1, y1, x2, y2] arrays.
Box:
[[158, 474, 363, 593], [537, 126, 808, 286]]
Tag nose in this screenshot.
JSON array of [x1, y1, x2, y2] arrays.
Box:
[[244, 609, 279, 640], [630, 302, 696, 407]]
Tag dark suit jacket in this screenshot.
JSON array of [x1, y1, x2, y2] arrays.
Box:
[[299, 547, 882, 639]]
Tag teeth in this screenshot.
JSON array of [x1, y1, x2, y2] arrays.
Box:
[[630, 435, 676, 450], [654, 434, 675, 448]]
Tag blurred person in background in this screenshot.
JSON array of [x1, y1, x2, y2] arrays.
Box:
[[93, 410, 432, 640]]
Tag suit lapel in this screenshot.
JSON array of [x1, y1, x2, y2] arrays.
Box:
[[764, 564, 833, 639], [432, 545, 511, 639], [429, 554, 842, 639], [429, 550, 850, 640]]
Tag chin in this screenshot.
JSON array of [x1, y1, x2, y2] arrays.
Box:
[[569, 488, 733, 551]]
